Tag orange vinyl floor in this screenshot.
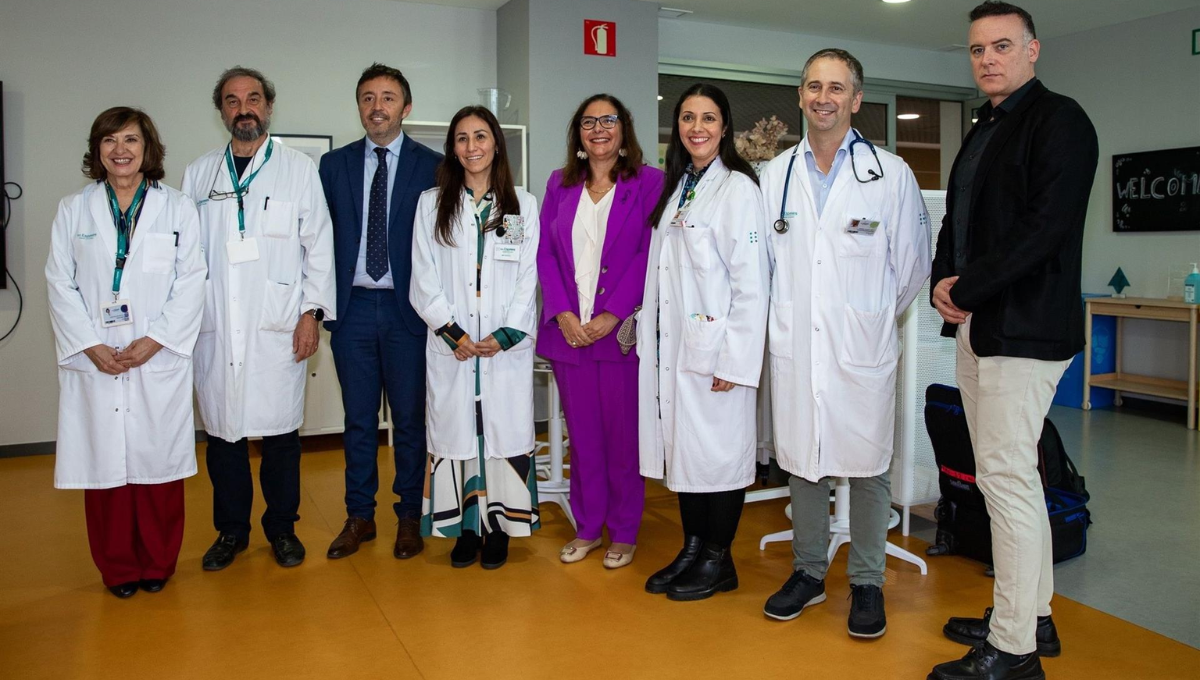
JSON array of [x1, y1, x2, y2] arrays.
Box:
[[0, 438, 1195, 679]]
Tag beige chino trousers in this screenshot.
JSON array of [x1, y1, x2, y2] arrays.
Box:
[[956, 316, 1070, 655]]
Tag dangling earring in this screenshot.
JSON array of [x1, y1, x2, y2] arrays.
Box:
[[576, 150, 588, 160], [618, 148, 628, 158]]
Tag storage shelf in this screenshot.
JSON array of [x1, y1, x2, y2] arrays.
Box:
[[1088, 373, 1193, 402]]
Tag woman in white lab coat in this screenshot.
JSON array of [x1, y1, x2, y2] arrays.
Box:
[[410, 106, 540, 570], [638, 84, 769, 601], [45, 107, 206, 598]]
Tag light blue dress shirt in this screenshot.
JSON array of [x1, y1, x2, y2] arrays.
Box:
[[353, 132, 406, 289], [803, 128, 854, 219]]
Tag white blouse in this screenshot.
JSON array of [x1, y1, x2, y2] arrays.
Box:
[[571, 185, 615, 324]]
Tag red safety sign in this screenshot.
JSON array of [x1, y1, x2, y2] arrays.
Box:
[[584, 19, 616, 57]]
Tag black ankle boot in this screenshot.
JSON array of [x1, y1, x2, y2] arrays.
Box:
[[481, 531, 509, 570], [645, 535, 704, 594], [666, 543, 738, 601], [451, 531, 481, 568]]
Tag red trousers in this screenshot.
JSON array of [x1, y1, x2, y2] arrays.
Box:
[[84, 480, 185, 587]]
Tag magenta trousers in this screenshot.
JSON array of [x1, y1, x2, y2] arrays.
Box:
[[552, 359, 644, 544]]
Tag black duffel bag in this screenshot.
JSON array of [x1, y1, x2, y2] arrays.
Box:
[[924, 383, 1092, 566]]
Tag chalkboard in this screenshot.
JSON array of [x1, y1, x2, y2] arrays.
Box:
[[1113, 146, 1200, 232]]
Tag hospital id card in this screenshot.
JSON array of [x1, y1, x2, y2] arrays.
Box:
[[495, 244, 520, 262], [226, 237, 261, 264], [669, 208, 691, 228], [846, 217, 880, 236], [101, 299, 133, 328]]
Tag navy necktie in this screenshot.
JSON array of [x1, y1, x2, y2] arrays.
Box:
[[366, 146, 389, 281]]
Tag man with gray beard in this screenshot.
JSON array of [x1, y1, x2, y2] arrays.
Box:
[[182, 66, 336, 571]]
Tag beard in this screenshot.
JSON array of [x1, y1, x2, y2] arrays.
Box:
[[226, 112, 270, 142]]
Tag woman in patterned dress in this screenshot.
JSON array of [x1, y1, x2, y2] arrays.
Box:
[[410, 106, 541, 569]]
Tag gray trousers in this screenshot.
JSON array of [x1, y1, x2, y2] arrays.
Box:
[[789, 469, 891, 587]]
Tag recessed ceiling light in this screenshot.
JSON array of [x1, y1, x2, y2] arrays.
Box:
[[897, 113, 920, 120], [882, 0, 912, 4]]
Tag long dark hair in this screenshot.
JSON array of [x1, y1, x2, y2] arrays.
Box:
[[560, 93, 644, 187], [649, 83, 758, 228], [433, 106, 519, 247]]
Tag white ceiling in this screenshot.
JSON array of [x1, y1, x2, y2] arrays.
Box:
[[404, 0, 1200, 50]]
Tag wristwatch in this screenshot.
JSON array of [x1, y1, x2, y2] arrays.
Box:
[[304, 308, 325, 322]]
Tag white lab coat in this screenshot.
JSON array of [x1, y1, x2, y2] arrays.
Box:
[[409, 188, 540, 460], [181, 140, 336, 441], [45, 181, 207, 489], [637, 157, 769, 492], [761, 137, 931, 482]]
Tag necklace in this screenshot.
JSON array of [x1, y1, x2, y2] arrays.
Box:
[[586, 182, 614, 196]]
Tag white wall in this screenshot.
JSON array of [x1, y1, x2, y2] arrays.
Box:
[[658, 18, 975, 88], [1038, 8, 1200, 381], [0, 0, 497, 447]]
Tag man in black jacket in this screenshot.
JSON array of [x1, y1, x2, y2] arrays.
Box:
[[928, 3, 1098, 680]]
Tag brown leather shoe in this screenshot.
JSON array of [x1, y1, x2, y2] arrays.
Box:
[[327, 517, 377, 559], [393, 517, 424, 559]]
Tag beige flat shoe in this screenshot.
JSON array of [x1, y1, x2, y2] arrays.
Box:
[[603, 544, 636, 569], [559, 538, 603, 564]]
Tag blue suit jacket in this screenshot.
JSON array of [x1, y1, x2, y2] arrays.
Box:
[[319, 135, 441, 335]]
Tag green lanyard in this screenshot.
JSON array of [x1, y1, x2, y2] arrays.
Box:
[[104, 179, 149, 298], [223, 138, 274, 239]]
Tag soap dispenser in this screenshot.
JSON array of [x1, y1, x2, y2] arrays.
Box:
[[1185, 264, 1200, 304]]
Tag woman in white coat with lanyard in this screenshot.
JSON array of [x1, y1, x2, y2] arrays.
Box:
[[638, 84, 769, 601], [410, 106, 540, 570], [45, 107, 206, 598]]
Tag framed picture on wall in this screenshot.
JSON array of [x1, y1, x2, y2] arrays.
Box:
[[272, 134, 333, 166]]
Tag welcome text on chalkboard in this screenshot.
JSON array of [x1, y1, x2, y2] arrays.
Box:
[[1113, 146, 1200, 232]]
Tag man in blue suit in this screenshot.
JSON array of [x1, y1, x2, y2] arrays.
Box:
[[319, 63, 440, 560]]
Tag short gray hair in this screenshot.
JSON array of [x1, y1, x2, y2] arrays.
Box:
[[801, 48, 864, 94], [211, 66, 276, 111]]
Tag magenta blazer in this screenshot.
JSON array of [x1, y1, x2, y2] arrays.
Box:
[[536, 165, 664, 365]]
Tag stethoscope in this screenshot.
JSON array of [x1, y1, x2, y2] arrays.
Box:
[[773, 129, 885, 234]]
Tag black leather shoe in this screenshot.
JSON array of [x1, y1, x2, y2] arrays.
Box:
[[944, 607, 1061, 657], [645, 535, 703, 594], [666, 543, 738, 601], [202, 533, 249, 571], [848, 584, 887, 638], [107, 582, 139, 599], [481, 531, 509, 570], [764, 569, 826, 620], [451, 531, 481, 568], [928, 641, 1045, 680], [271, 533, 306, 567], [139, 578, 168, 593]]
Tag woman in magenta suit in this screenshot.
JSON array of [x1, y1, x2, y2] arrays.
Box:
[[537, 94, 663, 569]]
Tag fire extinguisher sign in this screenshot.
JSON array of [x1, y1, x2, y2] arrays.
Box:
[[584, 19, 616, 57]]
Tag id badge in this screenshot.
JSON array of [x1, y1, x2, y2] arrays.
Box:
[[226, 237, 261, 264], [101, 299, 134, 328], [495, 244, 520, 262], [501, 214, 526, 243], [846, 217, 880, 236], [669, 208, 690, 228]]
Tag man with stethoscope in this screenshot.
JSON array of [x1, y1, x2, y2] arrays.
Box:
[[182, 66, 335, 571], [758, 48, 930, 638]]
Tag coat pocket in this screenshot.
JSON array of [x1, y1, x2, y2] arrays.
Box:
[[261, 200, 298, 239], [767, 300, 793, 358], [139, 233, 177, 275], [200, 280, 217, 333], [142, 347, 187, 373], [678, 315, 727, 375], [839, 304, 897, 369], [259, 281, 302, 332]]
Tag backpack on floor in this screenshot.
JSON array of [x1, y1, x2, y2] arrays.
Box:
[[923, 383, 1092, 566]]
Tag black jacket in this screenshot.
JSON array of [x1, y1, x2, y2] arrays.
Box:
[[932, 80, 1099, 361]]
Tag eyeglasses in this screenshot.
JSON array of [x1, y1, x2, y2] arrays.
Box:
[[580, 115, 619, 130], [208, 186, 250, 202]]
